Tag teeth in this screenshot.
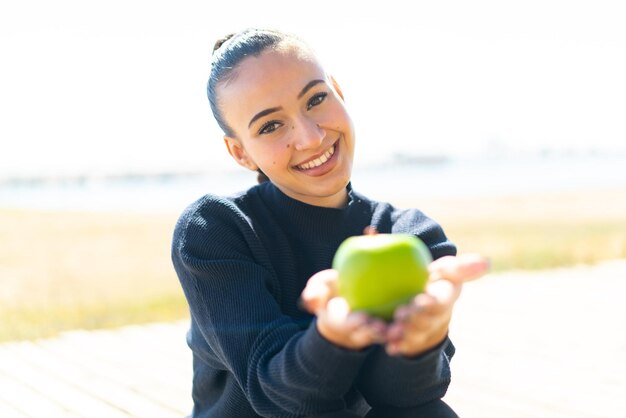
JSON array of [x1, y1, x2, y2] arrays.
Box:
[[297, 145, 335, 170]]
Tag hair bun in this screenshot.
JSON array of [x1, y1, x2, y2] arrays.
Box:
[[212, 33, 235, 54]]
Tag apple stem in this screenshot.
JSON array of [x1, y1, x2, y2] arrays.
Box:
[[363, 226, 378, 236]]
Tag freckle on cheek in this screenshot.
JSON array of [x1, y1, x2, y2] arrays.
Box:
[[273, 161, 276, 165], [286, 144, 290, 148]]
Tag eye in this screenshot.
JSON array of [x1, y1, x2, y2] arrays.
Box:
[[307, 92, 327, 110], [258, 120, 282, 135]]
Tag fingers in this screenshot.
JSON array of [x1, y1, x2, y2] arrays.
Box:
[[326, 298, 387, 346], [301, 269, 387, 349], [426, 278, 462, 306], [386, 309, 450, 356], [317, 297, 388, 349], [324, 296, 351, 325], [300, 269, 339, 314], [385, 289, 454, 356], [384, 253, 489, 356], [394, 293, 450, 330], [429, 253, 490, 284]]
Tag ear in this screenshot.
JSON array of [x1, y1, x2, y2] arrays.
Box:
[[330, 75, 345, 101], [223, 136, 258, 171]]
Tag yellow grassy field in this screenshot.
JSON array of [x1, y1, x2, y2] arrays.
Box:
[[0, 209, 187, 341], [1, 186, 625, 342], [403, 187, 626, 271]]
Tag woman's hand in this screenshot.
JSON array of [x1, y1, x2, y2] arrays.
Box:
[[300, 269, 388, 351], [300, 254, 489, 353], [385, 254, 489, 357]]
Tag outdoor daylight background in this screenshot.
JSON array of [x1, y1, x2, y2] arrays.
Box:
[[2, 0, 625, 182], [2, 0, 626, 335], [1, 1, 626, 417]]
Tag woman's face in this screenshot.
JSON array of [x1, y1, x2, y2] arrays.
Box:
[[218, 45, 355, 208]]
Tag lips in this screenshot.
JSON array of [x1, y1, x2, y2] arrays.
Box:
[[295, 145, 335, 170]]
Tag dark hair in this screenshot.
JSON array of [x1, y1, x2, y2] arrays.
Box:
[[208, 28, 300, 137], [208, 28, 304, 183]]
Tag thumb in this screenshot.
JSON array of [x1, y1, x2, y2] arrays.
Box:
[[429, 254, 490, 284], [300, 269, 339, 314]]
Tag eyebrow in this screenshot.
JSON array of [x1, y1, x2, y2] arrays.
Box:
[[297, 79, 325, 99], [248, 107, 282, 128], [248, 79, 327, 128]]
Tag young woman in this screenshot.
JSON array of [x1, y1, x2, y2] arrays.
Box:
[[171, 28, 488, 418]]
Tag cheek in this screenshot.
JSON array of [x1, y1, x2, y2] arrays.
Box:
[[323, 101, 351, 127], [250, 140, 291, 168]]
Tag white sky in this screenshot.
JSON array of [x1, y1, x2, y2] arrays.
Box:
[[1, 0, 625, 176]]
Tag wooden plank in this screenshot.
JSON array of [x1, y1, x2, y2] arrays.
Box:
[[0, 343, 130, 418], [0, 368, 74, 418], [52, 323, 191, 382], [115, 322, 190, 358], [444, 263, 626, 418], [0, 397, 30, 418], [31, 324, 191, 414], [4, 341, 183, 418]]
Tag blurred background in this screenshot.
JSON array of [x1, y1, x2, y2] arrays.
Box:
[[1, 0, 625, 341]]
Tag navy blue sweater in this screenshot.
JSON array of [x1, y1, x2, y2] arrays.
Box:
[[171, 182, 457, 417]]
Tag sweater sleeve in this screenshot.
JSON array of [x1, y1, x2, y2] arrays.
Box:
[[171, 196, 368, 417], [356, 338, 455, 407]]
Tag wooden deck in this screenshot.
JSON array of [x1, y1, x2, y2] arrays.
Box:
[[0, 322, 192, 417], [444, 259, 626, 418], [1, 260, 625, 417]]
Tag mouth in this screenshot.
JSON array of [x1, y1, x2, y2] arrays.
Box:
[[294, 140, 339, 171]]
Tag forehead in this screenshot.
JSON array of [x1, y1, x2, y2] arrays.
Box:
[[218, 47, 327, 124], [232, 43, 323, 85]]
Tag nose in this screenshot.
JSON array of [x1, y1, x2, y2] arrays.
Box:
[[293, 116, 324, 151]]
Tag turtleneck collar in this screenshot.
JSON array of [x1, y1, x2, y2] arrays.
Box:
[[256, 181, 371, 242]]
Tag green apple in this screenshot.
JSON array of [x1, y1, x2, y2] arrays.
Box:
[[332, 233, 433, 321]]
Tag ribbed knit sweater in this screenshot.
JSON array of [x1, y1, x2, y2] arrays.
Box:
[[171, 182, 457, 418]]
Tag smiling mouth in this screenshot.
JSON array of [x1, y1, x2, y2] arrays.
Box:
[[295, 141, 337, 171]]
